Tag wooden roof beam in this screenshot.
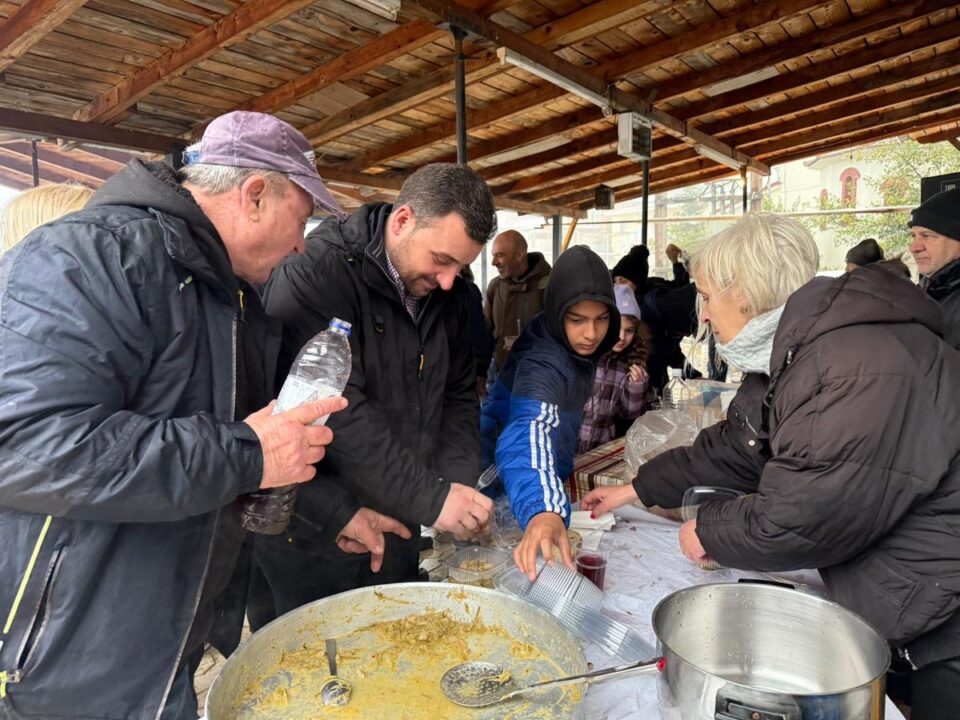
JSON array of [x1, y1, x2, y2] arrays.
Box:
[[478, 128, 617, 182], [0, 146, 104, 186], [426, 106, 616, 167], [352, 0, 833, 167], [307, 0, 669, 148], [403, 0, 957, 179], [236, 19, 443, 116], [703, 50, 960, 137], [676, 13, 960, 123], [316, 164, 585, 218], [652, 0, 959, 107], [0, 0, 88, 73], [491, 151, 627, 195], [72, 0, 319, 124], [409, 0, 769, 174], [0, 107, 182, 154], [914, 123, 960, 144], [730, 72, 960, 148]]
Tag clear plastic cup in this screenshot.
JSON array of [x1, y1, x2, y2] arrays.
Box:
[[575, 548, 609, 590]]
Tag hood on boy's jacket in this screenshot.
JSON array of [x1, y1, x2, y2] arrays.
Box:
[[544, 245, 620, 358]]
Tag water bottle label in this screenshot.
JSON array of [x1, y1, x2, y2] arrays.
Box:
[[274, 377, 341, 425]]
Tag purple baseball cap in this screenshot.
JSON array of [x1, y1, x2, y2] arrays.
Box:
[[186, 111, 346, 219]]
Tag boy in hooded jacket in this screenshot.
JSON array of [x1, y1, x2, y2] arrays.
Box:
[[481, 246, 620, 578]]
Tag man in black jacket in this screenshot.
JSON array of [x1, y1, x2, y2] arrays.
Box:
[[0, 112, 355, 719], [909, 188, 960, 350], [251, 163, 496, 624]]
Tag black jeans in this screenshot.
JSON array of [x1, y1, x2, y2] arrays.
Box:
[[910, 654, 960, 720], [247, 525, 420, 631]]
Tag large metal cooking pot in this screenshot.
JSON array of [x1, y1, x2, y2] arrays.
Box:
[[204, 582, 588, 719], [650, 582, 891, 720]]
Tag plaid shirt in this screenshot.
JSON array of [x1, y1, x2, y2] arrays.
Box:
[[384, 248, 420, 319], [578, 352, 648, 454]]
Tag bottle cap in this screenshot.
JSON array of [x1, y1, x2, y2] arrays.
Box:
[[329, 317, 352, 336]]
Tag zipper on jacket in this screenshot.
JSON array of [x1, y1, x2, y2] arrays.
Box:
[[237, 288, 246, 322], [1, 522, 62, 699]]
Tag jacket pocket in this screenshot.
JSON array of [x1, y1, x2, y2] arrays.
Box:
[[14, 544, 67, 677]]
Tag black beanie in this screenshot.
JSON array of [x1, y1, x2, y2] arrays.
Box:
[[610, 245, 650, 288], [908, 188, 960, 242], [845, 238, 884, 266]]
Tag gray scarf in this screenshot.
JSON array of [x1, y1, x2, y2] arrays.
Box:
[[715, 305, 784, 375]]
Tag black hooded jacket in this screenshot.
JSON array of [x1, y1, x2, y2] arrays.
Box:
[[691, 266, 960, 664], [923, 256, 960, 350], [0, 160, 274, 718], [259, 204, 480, 571], [481, 245, 620, 528]]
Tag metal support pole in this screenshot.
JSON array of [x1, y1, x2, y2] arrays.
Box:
[[552, 214, 561, 261], [452, 26, 468, 167], [741, 166, 748, 213], [31, 140, 39, 187], [640, 159, 650, 246]]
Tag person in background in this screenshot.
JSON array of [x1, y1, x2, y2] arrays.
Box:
[[665, 243, 690, 286], [908, 188, 960, 350], [844, 237, 884, 272], [611, 244, 650, 293], [0, 111, 353, 720], [0, 183, 93, 253], [878, 256, 912, 280], [578, 284, 651, 453], [584, 213, 960, 720], [485, 229, 551, 378], [481, 246, 620, 579], [251, 163, 495, 626], [461, 265, 494, 397]]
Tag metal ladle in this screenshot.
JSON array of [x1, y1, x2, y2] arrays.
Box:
[[320, 638, 352, 707], [440, 657, 663, 708]]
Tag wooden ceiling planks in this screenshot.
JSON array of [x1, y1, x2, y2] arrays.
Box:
[[0, 0, 957, 217]]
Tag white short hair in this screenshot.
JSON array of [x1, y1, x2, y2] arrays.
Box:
[[179, 143, 287, 195], [689, 213, 819, 316]]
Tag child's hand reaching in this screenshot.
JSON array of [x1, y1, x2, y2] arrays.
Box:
[[628, 364, 648, 384]]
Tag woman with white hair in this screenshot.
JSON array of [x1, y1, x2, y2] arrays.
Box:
[[584, 213, 960, 719]]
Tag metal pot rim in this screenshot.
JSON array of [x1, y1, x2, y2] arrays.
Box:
[[650, 581, 892, 697]]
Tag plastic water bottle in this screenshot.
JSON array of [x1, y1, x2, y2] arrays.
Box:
[[662, 367, 691, 411], [240, 318, 353, 535]]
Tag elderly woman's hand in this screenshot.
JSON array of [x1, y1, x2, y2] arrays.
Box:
[[582, 483, 638, 517], [679, 519, 713, 566]]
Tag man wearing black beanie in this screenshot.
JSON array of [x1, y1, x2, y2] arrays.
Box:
[[908, 188, 960, 350]]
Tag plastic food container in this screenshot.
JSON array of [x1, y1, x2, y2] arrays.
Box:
[[443, 546, 511, 588]]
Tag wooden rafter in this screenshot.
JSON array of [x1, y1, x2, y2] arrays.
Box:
[[478, 130, 617, 182], [530, 69, 960, 202], [0, 0, 88, 73], [676, 16, 960, 123], [72, 0, 318, 124], [306, 0, 669, 148], [366, 0, 958, 174], [651, 0, 959, 107], [317, 164, 585, 218], [408, 0, 770, 174], [235, 19, 442, 116], [349, 0, 833, 168], [0, 107, 180, 153], [915, 123, 960, 144]]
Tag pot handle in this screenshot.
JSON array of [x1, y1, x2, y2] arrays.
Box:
[[714, 686, 802, 720], [737, 578, 795, 590]]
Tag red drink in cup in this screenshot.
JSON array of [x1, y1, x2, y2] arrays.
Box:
[[576, 552, 607, 590]]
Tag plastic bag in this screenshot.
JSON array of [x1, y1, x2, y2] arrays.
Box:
[[623, 409, 698, 480]]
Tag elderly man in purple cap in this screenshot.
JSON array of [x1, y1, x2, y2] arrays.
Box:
[[0, 111, 405, 719]]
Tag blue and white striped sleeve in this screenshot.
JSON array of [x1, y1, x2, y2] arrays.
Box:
[[495, 360, 571, 529]]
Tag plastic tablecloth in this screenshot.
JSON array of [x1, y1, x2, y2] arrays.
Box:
[[577, 504, 905, 720]]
